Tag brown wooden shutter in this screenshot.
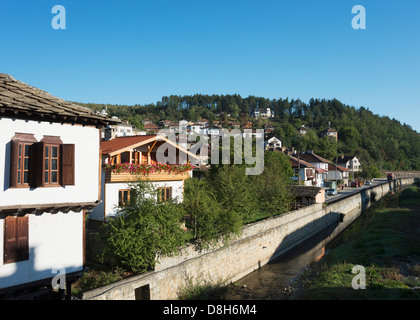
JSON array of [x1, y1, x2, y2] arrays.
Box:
[[3, 216, 29, 264], [28, 143, 38, 188], [17, 216, 29, 262], [34, 142, 45, 187], [4, 217, 17, 264], [61, 144, 75, 186], [9, 140, 20, 188]]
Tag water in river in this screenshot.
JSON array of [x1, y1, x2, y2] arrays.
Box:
[[224, 222, 340, 300]]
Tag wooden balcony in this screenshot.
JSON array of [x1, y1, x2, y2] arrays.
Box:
[[104, 170, 190, 183]]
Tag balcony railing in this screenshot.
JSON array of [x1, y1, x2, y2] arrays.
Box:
[[103, 163, 192, 183]]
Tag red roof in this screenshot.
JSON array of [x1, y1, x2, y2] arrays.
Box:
[[298, 152, 331, 164], [289, 156, 316, 168], [143, 123, 158, 129], [102, 135, 157, 154], [328, 163, 349, 172]]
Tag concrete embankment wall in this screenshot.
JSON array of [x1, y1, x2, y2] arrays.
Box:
[[82, 178, 417, 300]]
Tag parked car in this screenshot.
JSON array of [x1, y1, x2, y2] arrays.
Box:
[[326, 188, 338, 196], [365, 180, 372, 185]]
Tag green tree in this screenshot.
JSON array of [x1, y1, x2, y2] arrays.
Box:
[[96, 179, 186, 273], [182, 178, 225, 243], [253, 151, 294, 216]]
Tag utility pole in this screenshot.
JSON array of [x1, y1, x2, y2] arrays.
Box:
[[298, 151, 301, 185]]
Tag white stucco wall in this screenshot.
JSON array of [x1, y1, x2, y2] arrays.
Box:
[[0, 211, 84, 289], [89, 177, 185, 221], [0, 117, 100, 290], [0, 117, 100, 206]]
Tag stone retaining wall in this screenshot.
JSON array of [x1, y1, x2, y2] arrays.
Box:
[[82, 178, 417, 300]]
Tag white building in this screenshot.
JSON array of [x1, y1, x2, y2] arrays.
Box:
[[251, 107, 274, 119], [333, 155, 362, 173], [0, 73, 118, 299], [298, 151, 330, 187], [103, 122, 146, 140], [289, 156, 317, 187], [326, 163, 350, 183], [89, 135, 198, 221], [264, 136, 282, 150]]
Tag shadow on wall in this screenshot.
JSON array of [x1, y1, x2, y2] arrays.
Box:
[[267, 210, 340, 265], [0, 246, 81, 300], [3, 141, 10, 191]]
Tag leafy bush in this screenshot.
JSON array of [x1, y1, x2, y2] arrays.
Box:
[[96, 179, 187, 273]]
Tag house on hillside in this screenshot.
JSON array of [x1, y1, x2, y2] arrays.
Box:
[[299, 125, 309, 135], [89, 135, 199, 222], [242, 121, 253, 130], [264, 136, 282, 151], [298, 150, 330, 187], [201, 125, 220, 136], [0, 73, 118, 299], [327, 163, 350, 184], [102, 121, 146, 140], [143, 122, 159, 133], [320, 128, 338, 141], [251, 107, 274, 119], [333, 155, 362, 175], [288, 156, 317, 186], [196, 119, 208, 126]]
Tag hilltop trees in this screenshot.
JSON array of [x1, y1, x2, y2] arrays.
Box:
[[78, 95, 420, 171]]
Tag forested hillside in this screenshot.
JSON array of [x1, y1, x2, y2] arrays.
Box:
[[78, 95, 420, 171]]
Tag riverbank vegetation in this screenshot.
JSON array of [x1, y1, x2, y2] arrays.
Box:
[[294, 187, 420, 300]]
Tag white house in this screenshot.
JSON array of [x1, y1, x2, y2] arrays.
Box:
[[289, 156, 317, 187], [102, 122, 146, 140], [251, 107, 274, 119], [188, 123, 204, 135], [201, 125, 221, 136], [89, 135, 199, 221], [326, 163, 350, 183], [298, 151, 330, 187], [333, 155, 362, 174], [0, 73, 118, 299], [264, 136, 282, 151]]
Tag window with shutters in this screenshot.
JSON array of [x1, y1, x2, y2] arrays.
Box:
[[44, 144, 60, 185], [118, 189, 135, 206], [9, 134, 75, 188], [10, 133, 37, 188], [157, 187, 172, 202], [3, 216, 29, 264]]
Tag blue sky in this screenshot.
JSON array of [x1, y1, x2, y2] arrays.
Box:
[[1, 0, 419, 132]]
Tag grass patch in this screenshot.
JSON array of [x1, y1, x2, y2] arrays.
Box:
[[296, 187, 420, 300], [177, 278, 228, 300], [71, 266, 133, 299]]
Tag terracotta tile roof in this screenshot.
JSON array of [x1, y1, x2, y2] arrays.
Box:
[[101, 134, 200, 160], [289, 156, 316, 168], [0, 73, 120, 126], [328, 163, 349, 172], [143, 123, 159, 129], [299, 152, 331, 164], [102, 135, 157, 154]]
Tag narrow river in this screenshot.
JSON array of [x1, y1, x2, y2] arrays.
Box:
[[224, 218, 351, 300], [224, 200, 384, 300]]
